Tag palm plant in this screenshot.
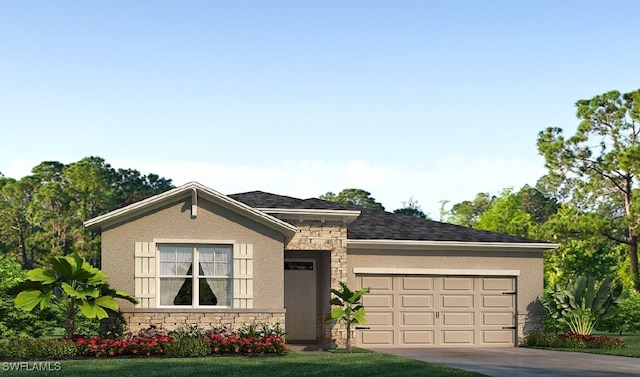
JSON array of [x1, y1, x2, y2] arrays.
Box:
[[326, 282, 370, 351], [10, 253, 137, 339], [539, 275, 627, 335]]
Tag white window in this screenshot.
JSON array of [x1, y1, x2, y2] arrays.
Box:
[[158, 244, 231, 307]]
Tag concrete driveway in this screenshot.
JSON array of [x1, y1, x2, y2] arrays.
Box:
[[375, 347, 639, 377]]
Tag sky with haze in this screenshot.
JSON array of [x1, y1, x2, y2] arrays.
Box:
[[2, 1, 640, 216]]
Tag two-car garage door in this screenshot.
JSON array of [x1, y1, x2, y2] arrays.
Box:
[[356, 275, 516, 347]]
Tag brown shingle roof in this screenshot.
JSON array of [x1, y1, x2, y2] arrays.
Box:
[[229, 191, 547, 243]]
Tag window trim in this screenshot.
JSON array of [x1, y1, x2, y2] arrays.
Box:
[[154, 239, 235, 309]]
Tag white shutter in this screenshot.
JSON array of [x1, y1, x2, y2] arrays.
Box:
[[134, 242, 156, 308], [233, 244, 253, 309]]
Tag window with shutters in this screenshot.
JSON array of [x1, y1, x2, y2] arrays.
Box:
[[158, 244, 231, 307]]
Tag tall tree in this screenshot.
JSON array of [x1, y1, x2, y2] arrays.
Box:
[[537, 89, 640, 290], [320, 189, 385, 210], [446, 192, 494, 227], [393, 197, 429, 219]]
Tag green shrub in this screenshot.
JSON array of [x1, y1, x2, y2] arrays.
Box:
[[165, 337, 210, 357], [0, 338, 77, 358], [238, 322, 286, 338], [171, 324, 205, 339], [0, 255, 54, 339], [597, 291, 640, 334], [526, 332, 624, 350]]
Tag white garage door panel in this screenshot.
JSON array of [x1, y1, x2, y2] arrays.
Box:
[[362, 276, 393, 290], [441, 295, 474, 308], [403, 277, 434, 290], [402, 295, 433, 307], [361, 331, 393, 345], [442, 312, 474, 326], [483, 330, 513, 343], [403, 312, 434, 326], [483, 295, 514, 308], [364, 294, 393, 307], [483, 278, 514, 291], [442, 330, 474, 344], [356, 275, 516, 348], [403, 331, 434, 344], [442, 278, 474, 291], [367, 312, 394, 326], [483, 312, 513, 326]]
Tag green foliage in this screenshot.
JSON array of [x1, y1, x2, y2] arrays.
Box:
[[10, 253, 138, 339], [0, 254, 53, 339], [0, 157, 173, 269], [320, 189, 385, 210], [166, 337, 210, 357], [0, 338, 78, 358], [172, 324, 206, 339], [445, 192, 494, 227], [526, 332, 624, 350], [393, 197, 429, 219], [598, 291, 640, 334], [538, 275, 627, 334], [325, 282, 370, 351], [237, 322, 286, 338], [537, 89, 640, 290]]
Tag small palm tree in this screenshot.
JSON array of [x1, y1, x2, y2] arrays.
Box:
[[10, 253, 137, 339], [326, 282, 370, 351]]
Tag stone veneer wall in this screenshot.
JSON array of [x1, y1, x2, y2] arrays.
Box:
[[284, 219, 348, 347], [123, 310, 285, 334], [518, 313, 544, 344]]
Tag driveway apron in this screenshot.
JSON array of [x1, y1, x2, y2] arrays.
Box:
[[375, 347, 639, 377]]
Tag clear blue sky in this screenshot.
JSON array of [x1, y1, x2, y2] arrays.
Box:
[[1, 1, 639, 217]]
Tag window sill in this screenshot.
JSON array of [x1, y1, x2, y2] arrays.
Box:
[[123, 307, 285, 314]]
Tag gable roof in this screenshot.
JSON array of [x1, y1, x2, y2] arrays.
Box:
[[84, 182, 297, 235], [230, 191, 552, 245]]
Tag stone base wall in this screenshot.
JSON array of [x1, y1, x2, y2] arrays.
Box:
[[123, 310, 285, 334], [518, 313, 544, 345]]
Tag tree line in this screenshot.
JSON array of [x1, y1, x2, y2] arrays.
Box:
[[1, 89, 638, 292], [0, 157, 173, 269]]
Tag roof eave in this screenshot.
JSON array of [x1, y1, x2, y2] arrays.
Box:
[[257, 208, 361, 224], [347, 239, 559, 251], [84, 182, 297, 236]]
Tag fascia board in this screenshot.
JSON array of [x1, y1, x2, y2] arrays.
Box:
[[84, 182, 297, 235], [347, 239, 559, 251]]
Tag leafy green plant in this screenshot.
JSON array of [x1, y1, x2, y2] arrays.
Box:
[[166, 337, 210, 357], [0, 254, 55, 339], [172, 324, 205, 339], [538, 275, 627, 334], [325, 282, 370, 352], [598, 291, 640, 334], [526, 332, 624, 350], [9, 253, 138, 339], [0, 338, 78, 358], [237, 322, 286, 338]]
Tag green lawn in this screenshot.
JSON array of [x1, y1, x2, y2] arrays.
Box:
[[1, 352, 486, 377]]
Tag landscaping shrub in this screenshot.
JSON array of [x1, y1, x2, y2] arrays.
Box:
[[74, 335, 172, 357], [205, 333, 286, 355], [237, 322, 286, 338], [597, 291, 640, 334], [166, 337, 210, 357], [0, 338, 78, 358], [526, 332, 625, 350], [0, 255, 53, 339]]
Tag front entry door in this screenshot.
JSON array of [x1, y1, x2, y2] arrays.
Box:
[[284, 259, 316, 340]]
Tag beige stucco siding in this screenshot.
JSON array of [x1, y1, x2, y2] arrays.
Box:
[[101, 195, 285, 310], [347, 248, 544, 314]]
